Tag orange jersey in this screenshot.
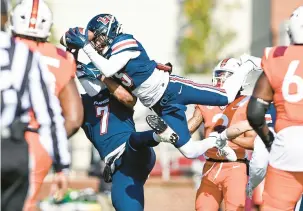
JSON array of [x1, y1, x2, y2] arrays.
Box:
[[17, 39, 76, 128], [205, 96, 250, 160], [262, 45, 303, 133], [197, 105, 225, 138], [17, 38, 76, 96]]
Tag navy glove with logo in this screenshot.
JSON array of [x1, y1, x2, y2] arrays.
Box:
[[76, 62, 101, 80], [66, 27, 89, 49]]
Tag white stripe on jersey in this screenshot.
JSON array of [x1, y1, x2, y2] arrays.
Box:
[[111, 39, 138, 54], [169, 76, 227, 97]]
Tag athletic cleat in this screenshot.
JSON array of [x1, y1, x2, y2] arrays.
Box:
[[146, 115, 179, 144]]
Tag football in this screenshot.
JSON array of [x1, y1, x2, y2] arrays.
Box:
[[60, 27, 95, 49]]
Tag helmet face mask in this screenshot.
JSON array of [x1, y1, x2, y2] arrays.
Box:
[[212, 58, 240, 88], [91, 34, 110, 55], [212, 70, 233, 88], [10, 0, 53, 40]]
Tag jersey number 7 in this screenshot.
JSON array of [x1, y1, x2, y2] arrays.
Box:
[[96, 105, 109, 135]]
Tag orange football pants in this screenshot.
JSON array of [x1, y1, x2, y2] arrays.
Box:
[[196, 161, 247, 211], [261, 165, 303, 211], [23, 131, 52, 211]]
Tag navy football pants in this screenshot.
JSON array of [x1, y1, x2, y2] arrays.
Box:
[[111, 141, 156, 211], [152, 75, 229, 147]]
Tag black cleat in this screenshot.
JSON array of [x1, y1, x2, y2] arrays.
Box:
[[146, 115, 179, 144]]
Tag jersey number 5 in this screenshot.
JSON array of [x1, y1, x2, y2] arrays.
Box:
[[96, 105, 109, 135], [282, 60, 303, 103], [114, 72, 133, 88]]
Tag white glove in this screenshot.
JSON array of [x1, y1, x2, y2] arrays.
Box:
[[239, 53, 262, 70], [209, 131, 227, 149]]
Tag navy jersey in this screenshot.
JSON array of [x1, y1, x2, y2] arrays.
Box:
[[104, 34, 157, 91], [81, 88, 136, 159]]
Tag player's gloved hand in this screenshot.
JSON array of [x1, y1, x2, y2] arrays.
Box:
[[76, 62, 102, 80], [49, 171, 69, 202], [65, 27, 89, 49]]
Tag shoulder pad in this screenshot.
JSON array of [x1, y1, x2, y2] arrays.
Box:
[[111, 34, 139, 55]]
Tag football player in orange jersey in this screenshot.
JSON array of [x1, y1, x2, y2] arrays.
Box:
[[247, 6, 303, 211], [189, 57, 262, 211], [9, 0, 83, 210]]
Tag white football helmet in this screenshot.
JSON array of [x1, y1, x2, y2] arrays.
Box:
[[10, 0, 52, 39], [212, 58, 241, 88], [288, 6, 303, 44]]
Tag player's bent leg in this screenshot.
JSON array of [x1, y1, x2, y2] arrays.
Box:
[[128, 130, 159, 150], [261, 165, 303, 211], [223, 162, 247, 211], [23, 132, 53, 211], [195, 163, 223, 211], [111, 143, 156, 211]]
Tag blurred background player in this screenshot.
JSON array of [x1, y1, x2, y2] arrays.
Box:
[[187, 58, 257, 211], [64, 13, 259, 161], [9, 0, 83, 210], [1, 0, 70, 209], [247, 6, 303, 211], [75, 61, 175, 211]]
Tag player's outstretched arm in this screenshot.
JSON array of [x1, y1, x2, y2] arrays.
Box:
[[187, 106, 204, 134], [225, 120, 253, 139], [101, 76, 137, 109]]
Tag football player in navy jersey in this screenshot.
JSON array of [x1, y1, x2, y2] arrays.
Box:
[[77, 62, 186, 211], [77, 62, 161, 211], [65, 14, 260, 160]]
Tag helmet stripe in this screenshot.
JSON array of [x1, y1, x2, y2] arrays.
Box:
[[106, 15, 115, 37], [29, 0, 39, 29]]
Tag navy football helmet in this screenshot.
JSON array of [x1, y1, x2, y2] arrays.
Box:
[[87, 14, 122, 55]]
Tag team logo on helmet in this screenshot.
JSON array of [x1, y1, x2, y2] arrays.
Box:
[[97, 15, 114, 25]]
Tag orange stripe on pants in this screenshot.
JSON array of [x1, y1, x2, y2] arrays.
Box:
[[23, 131, 52, 211], [195, 161, 247, 211], [261, 165, 303, 211]]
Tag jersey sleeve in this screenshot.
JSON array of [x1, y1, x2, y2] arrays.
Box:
[[110, 35, 139, 56], [261, 47, 274, 84]]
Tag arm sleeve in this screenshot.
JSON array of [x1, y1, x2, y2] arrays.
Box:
[[28, 52, 70, 172], [83, 44, 139, 77]]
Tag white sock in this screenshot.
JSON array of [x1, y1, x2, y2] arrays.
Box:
[[153, 132, 161, 143], [178, 137, 217, 159]]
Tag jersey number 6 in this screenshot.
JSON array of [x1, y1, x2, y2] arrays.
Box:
[[282, 60, 303, 103]]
